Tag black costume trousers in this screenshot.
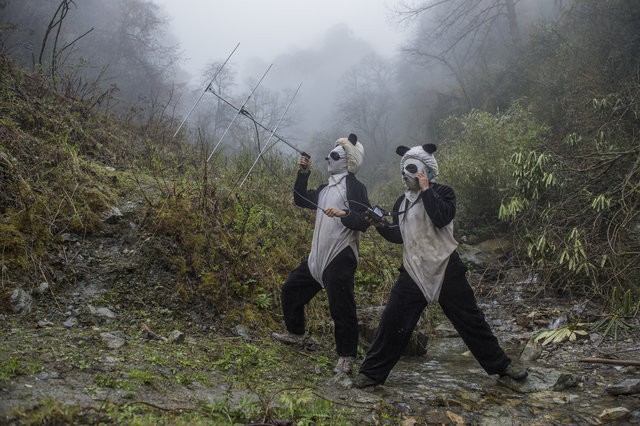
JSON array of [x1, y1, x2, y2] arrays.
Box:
[[280, 247, 358, 357], [359, 253, 511, 384]]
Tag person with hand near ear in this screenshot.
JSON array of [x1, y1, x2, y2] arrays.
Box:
[[353, 143, 527, 389], [272, 134, 370, 376]]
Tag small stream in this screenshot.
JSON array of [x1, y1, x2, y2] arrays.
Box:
[[362, 336, 638, 424]]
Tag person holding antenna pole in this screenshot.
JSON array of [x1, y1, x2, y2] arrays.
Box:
[[272, 134, 370, 376]]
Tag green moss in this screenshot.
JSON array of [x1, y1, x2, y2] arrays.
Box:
[[0, 223, 27, 268], [13, 398, 83, 425], [94, 373, 132, 390], [0, 357, 20, 382], [0, 356, 43, 382], [83, 187, 111, 212], [128, 369, 158, 385]]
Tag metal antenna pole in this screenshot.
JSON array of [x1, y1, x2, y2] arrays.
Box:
[[237, 81, 303, 190], [207, 89, 309, 157], [207, 63, 273, 162], [173, 42, 240, 138]]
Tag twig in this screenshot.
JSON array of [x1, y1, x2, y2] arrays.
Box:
[[141, 323, 167, 342], [600, 347, 640, 357], [123, 400, 198, 413], [578, 357, 640, 367], [93, 398, 199, 413]]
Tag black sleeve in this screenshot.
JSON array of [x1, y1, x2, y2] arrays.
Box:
[[375, 195, 404, 244], [293, 171, 320, 210], [340, 176, 371, 232], [421, 184, 456, 228]]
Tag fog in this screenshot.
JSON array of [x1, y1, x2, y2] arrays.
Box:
[[153, 0, 407, 146], [153, 0, 404, 81], [0, 0, 569, 173]]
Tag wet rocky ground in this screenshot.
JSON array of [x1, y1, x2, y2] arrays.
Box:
[[1, 204, 639, 424]]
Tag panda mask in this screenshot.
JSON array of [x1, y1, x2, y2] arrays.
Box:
[[326, 145, 348, 176], [397, 143, 439, 201]]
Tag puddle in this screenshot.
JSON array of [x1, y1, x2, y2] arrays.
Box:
[[366, 336, 639, 424]]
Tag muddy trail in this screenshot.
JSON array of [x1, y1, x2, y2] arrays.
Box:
[[1, 199, 639, 425]]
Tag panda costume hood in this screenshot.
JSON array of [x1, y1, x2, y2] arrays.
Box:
[[395, 143, 457, 302], [306, 134, 367, 286], [398, 143, 439, 201], [334, 133, 365, 175]]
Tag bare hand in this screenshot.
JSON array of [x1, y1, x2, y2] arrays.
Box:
[[324, 208, 346, 218], [417, 171, 430, 191], [298, 155, 310, 171]]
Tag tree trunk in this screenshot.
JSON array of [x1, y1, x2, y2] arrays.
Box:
[[505, 0, 521, 49]]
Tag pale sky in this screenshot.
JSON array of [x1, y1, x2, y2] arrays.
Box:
[[153, 0, 406, 83]]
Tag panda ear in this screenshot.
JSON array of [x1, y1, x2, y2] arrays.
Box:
[[396, 146, 410, 156], [348, 133, 358, 145], [422, 143, 437, 154]]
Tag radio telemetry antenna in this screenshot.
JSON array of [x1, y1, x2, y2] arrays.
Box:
[[173, 42, 240, 138], [206, 63, 273, 162], [206, 88, 309, 158], [171, 45, 310, 176], [236, 81, 303, 190]]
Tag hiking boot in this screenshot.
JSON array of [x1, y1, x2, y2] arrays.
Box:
[[333, 356, 355, 374], [271, 331, 305, 346], [352, 373, 378, 389], [499, 363, 528, 381]]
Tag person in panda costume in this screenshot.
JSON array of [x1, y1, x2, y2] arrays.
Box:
[[353, 143, 527, 388], [272, 133, 370, 375]]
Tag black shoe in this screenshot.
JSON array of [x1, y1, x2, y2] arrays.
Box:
[[353, 373, 378, 389], [499, 363, 528, 381]]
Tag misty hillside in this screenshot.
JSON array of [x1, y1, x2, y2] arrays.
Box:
[[0, 51, 395, 314]]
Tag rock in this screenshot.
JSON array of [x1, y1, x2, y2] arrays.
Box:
[[10, 288, 32, 314], [36, 371, 58, 380], [102, 206, 123, 224], [37, 320, 54, 328], [358, 306, 429, 356], [88, 305, 116, 322], [599, 407, 630, 421], [59, 233, 79, 243], [100, 332, 126, 349], [327, 372, 353, 389], [519, 338, 543, 362], [458, 238, 512, 272], [606, 379, 640, 396], [167, 330, 185, 344], [64, 317, 77, 328], [33, 281, 49, 295], [552, 373, 578, 391], [498, 366, 578, 393], [434, 322, 459, 338], [234, 324, 250, 340]]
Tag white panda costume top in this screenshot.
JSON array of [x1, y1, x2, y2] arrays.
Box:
[[377, 144, 458, 302], [293, 134, 369, 286]]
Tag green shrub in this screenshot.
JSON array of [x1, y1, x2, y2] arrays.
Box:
[[439, 103, 548, 238]]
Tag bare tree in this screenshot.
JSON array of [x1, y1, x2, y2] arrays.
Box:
[[37, 0, 94, 88], [336, 54, 398, 166], [394, 0, 535, 114], [395, 0, 522, 58]]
